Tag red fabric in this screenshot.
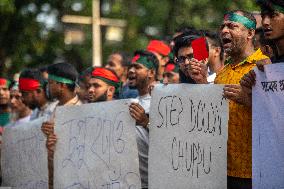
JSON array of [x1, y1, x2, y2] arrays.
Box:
[[165, 63, 176, 72], [92, 68, 119, 82], [0, 78, 7, 86], [191, 37, 209, 61], [131, 55, 140, 63], [19, 78, 41, 91], [147, 40, 171, 56]]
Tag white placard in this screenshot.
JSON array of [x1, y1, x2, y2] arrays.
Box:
[[1, 117, 48, 189], [252, 63, 284, 189], [54, 99, 141, 189], [149, 84, 229, 189]]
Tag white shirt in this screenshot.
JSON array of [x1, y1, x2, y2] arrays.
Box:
[[135, 93, 151, 188]]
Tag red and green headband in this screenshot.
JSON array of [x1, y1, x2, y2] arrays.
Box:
[[19, 78, 41, 91], [224, 13, 256, 29], [92, 68, 121, 89], [0, 78, 10, 88], [132, 54, 156, 70]]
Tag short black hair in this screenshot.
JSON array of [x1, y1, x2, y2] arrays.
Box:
[[173, 34, 199, 57], [47, 62, 78, 92], [257, 0, 284, 14], [110, 51, 131, 67], [204, 30, 225, 61], [175, 25, 201, 36], [79, 66, 93, 83], [20, 69, 46, 87]]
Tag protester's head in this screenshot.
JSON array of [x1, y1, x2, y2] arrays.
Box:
[[47, 62, 78, 100], [0, 78, 11, 106], [105, 52, 130, 81], [10, 83, 30, 117], [173, 34, 199, 77], [78, 66, 93, 103], [171, 26, 200, 48], [257, 0, 284, 41], [39, 65, 49, 80], [220, 10, 257, 56], [205, 31, 225, 69], [128, 50, 159, 91], [162, 63, 180, 84], [87, 67, 120, 102], [146, 40, 171, 80], [19, 69, 47, 109]]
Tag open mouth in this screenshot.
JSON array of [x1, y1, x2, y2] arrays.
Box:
[[222, 37, 232, 49], [263, 28, 273, 35]]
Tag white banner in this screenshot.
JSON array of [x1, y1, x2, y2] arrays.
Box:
[[149, 84, 228, 189], [1, 117, 48, 189], [54, 99, 141, 189], [252, 63, 284, 189]]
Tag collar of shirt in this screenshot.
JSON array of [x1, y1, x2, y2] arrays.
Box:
[[64, 95, 81, 106]]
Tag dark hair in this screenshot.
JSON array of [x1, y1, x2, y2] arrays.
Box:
[[110, 51, 131, 67], [257, 0, 284, 13], [39, 65, 48, 73], [225, 10, 257, 29], [204, 31, 225, 61], [79, 66, 93, 83], [173, 34, 200, 57], [133, 50, 159, 79], [175, 25, 201, 36], [20, 69, 46, 88], [47, 62, 78, 92]]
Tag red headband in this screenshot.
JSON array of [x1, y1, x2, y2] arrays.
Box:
[[19, 78, 41, 91], [92, 68, 119, 82], [0, 78, 8, 86], [165, 64, 175, 72], [147, 40, 171, 56]]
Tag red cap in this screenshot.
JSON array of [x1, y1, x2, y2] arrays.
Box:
[[92, 68, 119, 83], [147, 40, 171, 56]]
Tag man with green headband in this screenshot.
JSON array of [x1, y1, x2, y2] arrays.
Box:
[[216, 10, 268, 189], [42, 62, 82, 189], [128, 50, 159, 189]]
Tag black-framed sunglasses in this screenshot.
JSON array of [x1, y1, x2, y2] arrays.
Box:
[[175, 54, 193, 64]]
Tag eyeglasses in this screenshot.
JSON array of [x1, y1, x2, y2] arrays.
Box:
[[175, 54, 193, 64]]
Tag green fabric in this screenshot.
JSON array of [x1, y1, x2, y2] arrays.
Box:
[[136, 56, 156, 70], [227, 13, 256, 29], [94, 76, 122, 94], [0, 112, 10, 127], [48, 74, 74, 84], [272, 3, 284, 14]]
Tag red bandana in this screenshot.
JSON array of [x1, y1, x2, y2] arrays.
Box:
[[0, 78, 8, 86], [19, 78, 41, 91], [147, 40, 171, 56], [92, 68, 119, 82]]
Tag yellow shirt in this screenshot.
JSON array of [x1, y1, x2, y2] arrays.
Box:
[[214, 49, 268, 178]]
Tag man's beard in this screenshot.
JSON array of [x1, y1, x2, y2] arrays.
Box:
[[226, 38, 246, 57], [129, 76, 149, 90], [95, 91, 108, 102]]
